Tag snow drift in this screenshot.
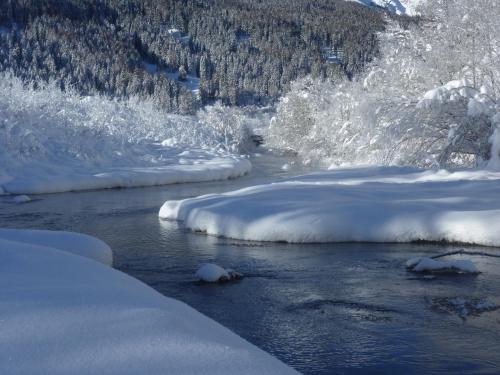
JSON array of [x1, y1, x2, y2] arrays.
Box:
[[0, 230, 296, 375], [160, 167, 500, 246], [0, 228, 113, 265]]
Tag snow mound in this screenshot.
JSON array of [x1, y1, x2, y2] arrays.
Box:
[[195, 263, 243, 283], [159, 167, 500, 246], [0, 233, 296, 375], [0, 228, 113, 266], [407, 257, 478, 274], [2, 155, 251, 195]]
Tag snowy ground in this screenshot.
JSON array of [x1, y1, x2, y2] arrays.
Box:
[[160, 166, 500, 246], [0, 75, 251, 195], [1, 149, 251, 195], [0, 228, 113, 265], [0, 229, 296, 375], [143, 61, 200, 94]]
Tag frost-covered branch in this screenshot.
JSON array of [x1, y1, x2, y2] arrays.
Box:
[[266, 0, 500, 169]]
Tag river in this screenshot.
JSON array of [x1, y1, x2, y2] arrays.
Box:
[[1, 154, 499, 374]]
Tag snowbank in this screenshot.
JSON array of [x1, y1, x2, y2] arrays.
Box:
[[407, 257, 478, 274], [0, 228, 113, 265], [0, 233, 296, 375], [159, 167, 500, 246], [0, 75, 252, 195], [1, 155, 251, 195]]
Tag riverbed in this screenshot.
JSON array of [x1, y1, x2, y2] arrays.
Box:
[[1, 155, 499, 374]]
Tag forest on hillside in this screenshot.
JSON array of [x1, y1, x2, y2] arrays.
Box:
[[0, 0, 389, 113]]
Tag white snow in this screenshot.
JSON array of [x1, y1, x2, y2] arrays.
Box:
[[165, 71, 200, 94], [407, 257, 478, 274], [11, 194, 31, 203], [195, 263, 243, 282], [160, 166, 500, 246], [0, 75, 250, 195], [348, 0, 424, 15], [0, 232, 296, 375], [406, 256, 423, 269], [2, 154, 251, 195], [143, 61, 200, 93], [419, 79, 476, 107], [195, 263, 230, 282], [488, 126, 500, 169], [167, 28, 181, 35], [0, 228, 113, 266]]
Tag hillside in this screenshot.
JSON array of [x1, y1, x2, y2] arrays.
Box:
[[0, 0, 386, 113]]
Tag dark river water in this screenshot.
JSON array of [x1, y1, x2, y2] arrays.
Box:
[[1, 155, 499, 375]]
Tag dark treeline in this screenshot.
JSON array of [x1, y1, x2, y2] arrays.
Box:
[[0, 0, 386, 113]]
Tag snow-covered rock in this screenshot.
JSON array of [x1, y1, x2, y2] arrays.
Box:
[[195, 263, 243, 283], [407, 257, 478, 274], [0, 233, 296, 375], [431, 297, 499, 319], [405, 256, 423, 269], [159, 167, 500, 246], [11, 194, 31, 203], [0, 228, 113, 266]]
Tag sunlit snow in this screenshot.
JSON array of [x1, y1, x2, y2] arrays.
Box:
[[0, 231, 296, 375], [160, 167, 500, 246], [0, 76, 251, 195]]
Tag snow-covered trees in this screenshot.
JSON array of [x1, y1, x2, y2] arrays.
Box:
[[267, 0, 500, 168], [0, 74, 254, 173], [0, 0, 385, 112], [196, 102, 255, 153]]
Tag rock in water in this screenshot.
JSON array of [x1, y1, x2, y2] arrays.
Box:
[[12, 195, 31, 203], [195, 263, 244, 283]]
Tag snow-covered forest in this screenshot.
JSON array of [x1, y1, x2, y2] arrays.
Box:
[[2, 0, 499, 172], [0, 0, 386, 113], [268, 0, 500, 169]]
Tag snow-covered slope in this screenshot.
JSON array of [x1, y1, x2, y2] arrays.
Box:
[[0, 231, 297, 375], [348, 0, 424, 15], [160, 166, 500, 246]]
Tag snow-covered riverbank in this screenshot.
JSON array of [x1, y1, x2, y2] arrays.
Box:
[[1, 151, 251, 195], [0, 76, 253, 195], [0, 229, 296, 375], [160, 166, 500, 246]]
